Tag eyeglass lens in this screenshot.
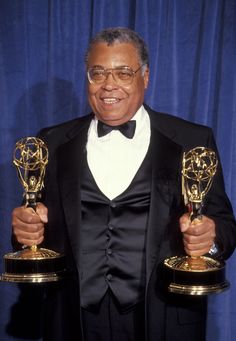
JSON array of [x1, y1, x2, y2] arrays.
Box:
[[88, 66, 142, 85]]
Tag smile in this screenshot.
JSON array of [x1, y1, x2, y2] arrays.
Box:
[[102, 98, 120, 104]]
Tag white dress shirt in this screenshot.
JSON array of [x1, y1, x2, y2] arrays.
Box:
[[86, 105, 151, 200]]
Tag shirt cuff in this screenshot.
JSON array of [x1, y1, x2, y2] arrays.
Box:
[[208, 242, 218, 256]]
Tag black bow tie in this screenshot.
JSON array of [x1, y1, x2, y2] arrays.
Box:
[[97, 120, 136, 139]]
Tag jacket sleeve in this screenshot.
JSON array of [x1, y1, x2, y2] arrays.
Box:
[[201, 128, 236, 260]]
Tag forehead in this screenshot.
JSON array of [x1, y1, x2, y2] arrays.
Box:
[[87, 42, 140, 68]]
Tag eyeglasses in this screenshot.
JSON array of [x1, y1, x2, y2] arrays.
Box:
[[87, 65, 144, 85]]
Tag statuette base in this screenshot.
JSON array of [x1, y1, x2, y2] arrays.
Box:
[[164, 256, 229, 295], [1, 248, 66, 283]]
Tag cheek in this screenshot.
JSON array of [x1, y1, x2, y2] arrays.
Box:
[[87, 86, 99, 105], [87, 84, 96, 97], [125, 84, 145, 103]]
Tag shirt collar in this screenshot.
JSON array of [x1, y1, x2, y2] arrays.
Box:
[[89, 105, 148, 139]]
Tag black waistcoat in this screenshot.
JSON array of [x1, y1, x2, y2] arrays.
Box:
[[80, 148, 152, 312]]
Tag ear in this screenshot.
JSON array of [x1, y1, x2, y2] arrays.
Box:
[[143, 67, 149, 89]]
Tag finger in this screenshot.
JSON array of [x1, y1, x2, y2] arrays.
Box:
[[17, 235, 44, 247], [13, 220, 45, 234], [183, 232, 214, 255], [184, 226, 216, 240], [13, 225, 45, 246], [184, 217, 215, 236], [183, 238, 212, 251], [12, 206, 42, 225], [184, 245, 212, 257], [183, 239, 213, 256], [183, 225, 215, 239]]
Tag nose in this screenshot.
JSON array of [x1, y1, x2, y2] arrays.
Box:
[[102, 71, 118, 90]]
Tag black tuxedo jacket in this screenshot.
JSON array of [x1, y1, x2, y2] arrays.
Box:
[[36, 105, 236, 341]]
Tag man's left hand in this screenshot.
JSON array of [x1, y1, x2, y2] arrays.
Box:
[[179, 213, 216, 257]]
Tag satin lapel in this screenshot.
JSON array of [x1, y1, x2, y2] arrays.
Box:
[[146, 120, 183, 283], [57, 119, 91, 267]]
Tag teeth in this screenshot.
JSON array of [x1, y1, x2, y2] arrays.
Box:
[[102, 98, 119, 104]]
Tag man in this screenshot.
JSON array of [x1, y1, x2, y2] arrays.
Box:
[[12, 27, 236, 341]]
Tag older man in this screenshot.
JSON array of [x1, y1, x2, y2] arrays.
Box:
[[12, 27, 236, 341]]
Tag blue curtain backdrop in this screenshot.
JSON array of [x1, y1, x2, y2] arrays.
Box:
[[0, 0, 236, 340]]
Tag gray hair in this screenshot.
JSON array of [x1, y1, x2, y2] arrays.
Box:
[[85, 27, 149, 67]]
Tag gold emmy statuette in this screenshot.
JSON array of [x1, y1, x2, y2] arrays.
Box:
[[1, 137, 66, 283], [164, 147, 229, 295]]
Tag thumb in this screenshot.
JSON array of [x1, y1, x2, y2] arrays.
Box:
[[36, 202, 48, 223], [179, 214, 190, 232]]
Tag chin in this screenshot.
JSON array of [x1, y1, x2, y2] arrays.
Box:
[[97, 112, 125, 122]]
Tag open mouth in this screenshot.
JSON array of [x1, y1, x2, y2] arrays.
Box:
[[101, 97, 121, 104]]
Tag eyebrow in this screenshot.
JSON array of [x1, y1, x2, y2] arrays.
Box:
[[89, 64, 131, 69]]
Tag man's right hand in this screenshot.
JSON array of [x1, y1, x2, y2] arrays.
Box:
[[12, 202, 48, 247]]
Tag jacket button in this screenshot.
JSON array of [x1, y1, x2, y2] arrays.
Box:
[[108, 224, 114, 230], [107, 248, 112, 255], [106, 274, 112, 281], [110, 201, 116, 208]]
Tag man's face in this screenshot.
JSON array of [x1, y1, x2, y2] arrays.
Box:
[[87, 42, 149, 126]]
